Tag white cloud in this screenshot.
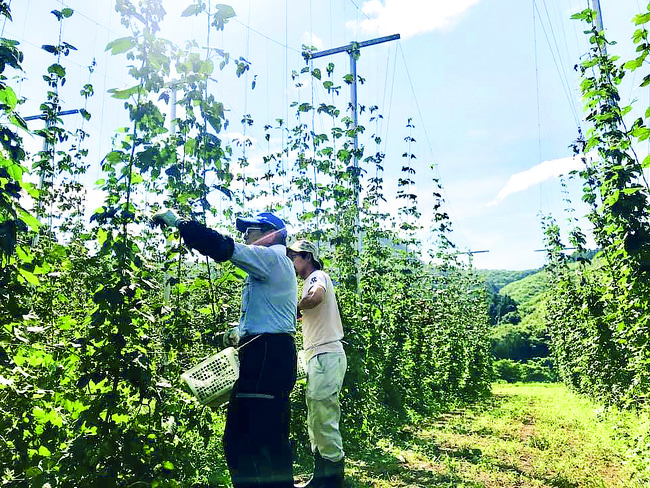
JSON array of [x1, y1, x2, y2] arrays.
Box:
[[301, 32, 324, 51], [487, 153, 590, 206], [348, 0, 482, 39]]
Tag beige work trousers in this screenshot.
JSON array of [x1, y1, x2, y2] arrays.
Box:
[[306, 351, 347, 462]]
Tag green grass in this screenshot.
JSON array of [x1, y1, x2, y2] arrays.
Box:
[[315, 383, 650, 487]]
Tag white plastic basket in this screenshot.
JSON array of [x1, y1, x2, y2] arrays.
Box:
[[297, 349, 307, 381], [181, 347, 239, 405], [182, 346, 308, 406]]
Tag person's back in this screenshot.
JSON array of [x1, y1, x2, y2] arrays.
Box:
[[232, 242, 297, 336]]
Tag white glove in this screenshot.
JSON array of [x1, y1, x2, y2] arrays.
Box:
[[151, 209, 180, 229], [223, 326, 240, 347]]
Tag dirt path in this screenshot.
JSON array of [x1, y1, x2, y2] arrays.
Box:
[[339, 383, 641, 488]]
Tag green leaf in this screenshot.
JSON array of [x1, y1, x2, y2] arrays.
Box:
[[162, 461, 174, 470], [10, 113, 29, 132], [15, 245, 32, 264], [623, 58, 643, 70], [130, 172, 143, 185], [633, 11, 650, 25], [105, 36, 134, 55], [213, 4, 237, 30], [48, 63, 66, 78], [0, 86, 18, 110], [108, 85, 140, 100], [57, 315, 74, 331], [182, 4, 202, 16], [18, 268, 39, 286], [39, 446, 52, 457], [112, 413, 130, 424], [25, 467, 42, 478], [97, 228, 108, 246], [41, 44, 58, 54], [17, 207, 41, 231], [198, 306, 214, 315], [311, 68, 321, 80], [61, 8, 74, 18], [642, 154, 650, 168], [231, 267, 247, 280], [201, 59, 215, 76]]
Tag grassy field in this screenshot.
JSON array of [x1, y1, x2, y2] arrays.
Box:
[[313, 383, 650, 488]]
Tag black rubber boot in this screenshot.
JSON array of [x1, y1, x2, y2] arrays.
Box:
[[294, 451, 327, 488], [319, 457, 344, 488]]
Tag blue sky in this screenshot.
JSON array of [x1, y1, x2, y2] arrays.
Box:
[[5, 0, 648, 270]]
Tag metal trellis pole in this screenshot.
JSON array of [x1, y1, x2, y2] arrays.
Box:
[[304, 33, 400, 290]]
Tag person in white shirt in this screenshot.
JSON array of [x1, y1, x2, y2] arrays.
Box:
[[287, 240, 346, 488]]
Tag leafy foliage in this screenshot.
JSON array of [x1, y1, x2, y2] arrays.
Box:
[[540, 6, 650, 406], [0, 1, 493, 485]]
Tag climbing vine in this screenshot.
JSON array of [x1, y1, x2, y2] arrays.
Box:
[[0, 1, 493, 485], [543, 6, 650, 407]]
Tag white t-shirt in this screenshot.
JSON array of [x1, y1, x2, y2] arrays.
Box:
[[301, 270, 344, 362]]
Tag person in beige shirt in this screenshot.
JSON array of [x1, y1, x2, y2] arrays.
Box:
[[287, 240, 346, 488]]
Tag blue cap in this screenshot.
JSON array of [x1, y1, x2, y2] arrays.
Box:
[[236, 212, 287, 237]]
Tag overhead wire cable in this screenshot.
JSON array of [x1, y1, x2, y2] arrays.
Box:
[[379, 45, 392, 148], [568, 0, 583, 53], [265, 37, 272, 195], [552, 0, 575, 92], [329, 0, 333, 47], [397, 43, 436, 176], [308, 0, 314, 225], [201, 0, 218, 322], [97, 2, 113, 179], [231, 17, 300, 53], [382, 41, 397, 157], [0, 0, 11, 37], [533, 0, 544, 212], [397, 42, 471, 250], [347, 0, 372, 21], [17, 0, 30, 98], [533, 0, 582, 130], [43, 0, 67, 234], [627, 1, 647, 101], [283, 0, 289, 219], [540, 0, 582, 130], [58, 1, 124, 37], [4, 33, 122, 87], [241, 0, 252, 210]]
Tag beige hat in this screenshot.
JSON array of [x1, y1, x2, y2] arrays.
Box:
[[288, 240, 322, 269]]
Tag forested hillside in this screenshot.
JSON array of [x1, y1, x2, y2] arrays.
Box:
[[476, 268, 540, 294]]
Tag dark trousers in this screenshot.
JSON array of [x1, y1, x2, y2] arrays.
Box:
[[223, 334, 297, 488]]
